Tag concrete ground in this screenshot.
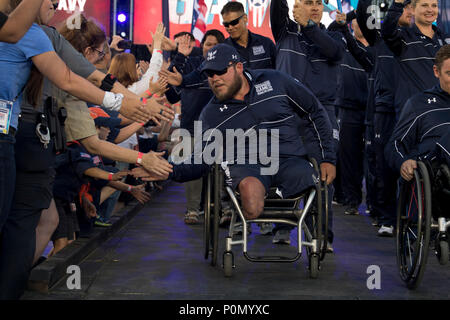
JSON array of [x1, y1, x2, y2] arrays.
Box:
[[22, 182, 450, 300]]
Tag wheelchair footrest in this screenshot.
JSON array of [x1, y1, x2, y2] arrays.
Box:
[[243, 252, 301, 263]]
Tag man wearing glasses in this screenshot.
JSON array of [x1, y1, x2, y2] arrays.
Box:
[[133, 44, 336, 234], [221, 2, 276, 70]]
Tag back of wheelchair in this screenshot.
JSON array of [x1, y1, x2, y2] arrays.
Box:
[[202, 158, 329, 279], [396, 159, 450, 289]]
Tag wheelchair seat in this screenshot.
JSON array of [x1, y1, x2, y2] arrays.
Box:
[[203, 160, 328, 279]]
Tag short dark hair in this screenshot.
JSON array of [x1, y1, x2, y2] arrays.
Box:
[[435, 45, 450, 71], [221, 2, 245, 15], [173, 31, 195, 42], [201, 29, 225, 47]]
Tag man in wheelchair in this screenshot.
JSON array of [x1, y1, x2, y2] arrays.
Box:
[[386, 45, 450, 218], [133, 44, 337, 243]]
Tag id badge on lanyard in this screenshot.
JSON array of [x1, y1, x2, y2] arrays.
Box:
[[0, 99, 13, 135]]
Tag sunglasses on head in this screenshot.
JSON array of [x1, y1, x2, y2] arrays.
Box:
[[223, 14, 245, 28], [204, 62, 237, 78]]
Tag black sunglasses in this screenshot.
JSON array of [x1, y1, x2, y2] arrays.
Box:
[[52, 1, 59, 10], [204, 62, 237, 78], [223, 14, 245, 28]]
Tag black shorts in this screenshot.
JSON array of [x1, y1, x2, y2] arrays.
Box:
[[52, 197, 79, 241], [223, 156, 317, 199]]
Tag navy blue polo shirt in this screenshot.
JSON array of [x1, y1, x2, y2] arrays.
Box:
[[224, 30, 276, 70]]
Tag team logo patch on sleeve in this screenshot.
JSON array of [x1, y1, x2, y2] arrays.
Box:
[[252, 45, 266, 55], [80, 152, 91, 158], [254, 80, 273, 95]]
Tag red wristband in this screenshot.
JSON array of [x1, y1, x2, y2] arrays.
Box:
[[136, 152, 144, 165], [145, 90, 152, 97], [140, 97, 147, 104], [108, 172, 113, 181]]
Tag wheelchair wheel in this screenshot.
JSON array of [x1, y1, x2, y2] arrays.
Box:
[[396, 161, 432, 289], [210, 164, 221, 267], [310, 158, 326, 261], [203, 170, 212, 260], [437, 240, 449, 265]]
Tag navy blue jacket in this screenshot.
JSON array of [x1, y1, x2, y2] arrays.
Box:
[[270, 0, 345, 106], [169, 69, 335, 183], [166, 53, 213, 135], [328, 18, 374, 111], [386, 85, 450, 172], [381, 2, 450, 115], [224, 30, 276, 70]]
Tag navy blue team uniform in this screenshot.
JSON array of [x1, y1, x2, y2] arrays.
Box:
[[386, 85, 450, 173], [169, 67, 336, 239], [166, 53, 213, 136], [270, 0, 344, 234], [328, 13, 374, 211], [355, 0, 405, 227], [170, 68, 335, 182], [224, 30, 276, 70], [381, 1, 450, 116]]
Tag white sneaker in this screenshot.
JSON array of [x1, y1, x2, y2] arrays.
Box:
[[378, 225, 394, 237]]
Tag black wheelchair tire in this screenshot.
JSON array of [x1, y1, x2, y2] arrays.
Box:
[[396, 161, 432, 289]]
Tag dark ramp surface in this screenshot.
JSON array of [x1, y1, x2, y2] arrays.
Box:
[[22, 182, 450, 300]]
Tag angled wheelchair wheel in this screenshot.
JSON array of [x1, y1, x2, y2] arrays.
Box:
[[396, 161, 432, 289], [203, 170, 212, 260], [210, 164, 221, 267], [310, 158, 326, 261]]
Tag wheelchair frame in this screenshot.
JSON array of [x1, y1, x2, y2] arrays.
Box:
[[203, 158, 329, 279], [396, 161, 450, 289]]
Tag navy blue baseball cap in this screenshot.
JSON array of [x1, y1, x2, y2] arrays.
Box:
[[201, 44, 241, 74]]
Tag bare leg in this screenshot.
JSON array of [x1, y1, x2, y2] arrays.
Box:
[[238, 177, 266, 220], [33, 199, 59, 265], [48, 238, 68, 257]]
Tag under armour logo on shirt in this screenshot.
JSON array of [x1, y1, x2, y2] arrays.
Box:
[[220, 105, 228, 112], [428, 97, 436, 104]]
